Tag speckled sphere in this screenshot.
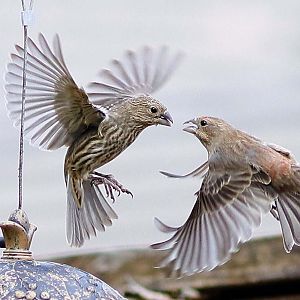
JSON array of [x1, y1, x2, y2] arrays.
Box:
[[0, 260, 125, 300]]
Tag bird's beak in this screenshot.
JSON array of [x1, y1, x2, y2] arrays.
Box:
[[158, 111, 173, 127], [183, 119, 198, 134]]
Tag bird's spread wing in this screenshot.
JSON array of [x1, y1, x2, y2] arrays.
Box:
[[276, 190, 300, 252], [5, 33, 104, 150], [87, 46, 183, 110], [152, 165, 272, 277], [160, 161, 209, 179]]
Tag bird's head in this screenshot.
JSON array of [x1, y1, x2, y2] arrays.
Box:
[[183, 116, 231, 150], [125, 96, 173, 128]]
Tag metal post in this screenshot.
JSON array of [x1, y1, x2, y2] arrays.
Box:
[[18, 0, 34, 209]]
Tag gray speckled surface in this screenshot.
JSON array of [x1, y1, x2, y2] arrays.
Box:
[[0, 260, 125, 300]]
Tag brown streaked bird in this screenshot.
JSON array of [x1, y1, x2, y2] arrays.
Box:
[[152, 116, 300, 277], [5, 33, 182, 247]]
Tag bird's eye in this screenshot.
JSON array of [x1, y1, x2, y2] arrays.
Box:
[[150, 106, 158, 113], [200, 120, 208, 126]]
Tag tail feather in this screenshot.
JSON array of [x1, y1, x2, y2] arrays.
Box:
[[70, 177, 84, 207], [276, 193, 300, 252], [82, 187, 106, 232], [83, 182, 117, 227], [66, 177, 118, 247]]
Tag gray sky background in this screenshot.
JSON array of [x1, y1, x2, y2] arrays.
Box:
[[1, 0, 300, 257]]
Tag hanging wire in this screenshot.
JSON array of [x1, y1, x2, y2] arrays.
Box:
[[18, 0, 34, 209]]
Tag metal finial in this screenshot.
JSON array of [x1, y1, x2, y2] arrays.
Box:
[[0, 209, 37, 260]]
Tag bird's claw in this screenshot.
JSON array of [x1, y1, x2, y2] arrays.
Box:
[[91, 173, 133, 202]]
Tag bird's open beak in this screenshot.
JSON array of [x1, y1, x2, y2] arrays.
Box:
[[183, 119, 198, 134], [158, 111, 173, 127]]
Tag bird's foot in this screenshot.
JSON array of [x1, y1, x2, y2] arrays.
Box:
[[90, 172, 133, 202]]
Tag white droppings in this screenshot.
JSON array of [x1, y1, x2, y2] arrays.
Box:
[[28, 283, 37, 290], [25, 290, 36, 300], [15, 290, 26, 298], [40, 291, 50, 299]]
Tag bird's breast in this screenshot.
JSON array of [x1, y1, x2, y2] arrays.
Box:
[[65, 126, 141, 179]]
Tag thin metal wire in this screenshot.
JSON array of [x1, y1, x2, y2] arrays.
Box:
[[18, 0, 33, 209]]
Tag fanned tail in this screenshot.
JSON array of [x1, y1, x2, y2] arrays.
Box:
[[276, 193, 300, 252], [66, 176, 118, 247]]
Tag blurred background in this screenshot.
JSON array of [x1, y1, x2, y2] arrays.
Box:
[[1, 0, 300, 258]]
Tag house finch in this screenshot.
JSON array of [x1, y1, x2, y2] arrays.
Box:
[[5, 33, 181, 247], [152, 116, 300, 277]]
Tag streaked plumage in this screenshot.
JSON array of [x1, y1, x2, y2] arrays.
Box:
[[5, 33, 182, 247], [152, 116, 300, 277]]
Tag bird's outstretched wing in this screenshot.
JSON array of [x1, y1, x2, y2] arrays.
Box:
[[5, 33, 104, 150], [152, 165, 272, 277], [87, 46, 183, 110]]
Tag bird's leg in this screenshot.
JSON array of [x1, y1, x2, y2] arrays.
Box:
[[90, 172, 133, 202], [270, 203, 279, 221]]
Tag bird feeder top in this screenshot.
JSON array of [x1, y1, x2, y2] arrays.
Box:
[[0, 210, 125, 300]]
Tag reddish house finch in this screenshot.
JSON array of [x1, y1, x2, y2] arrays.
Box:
[[5, 34, 181, 247], [152, 116, 300, 277]]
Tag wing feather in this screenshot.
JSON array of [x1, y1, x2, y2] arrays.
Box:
[[160, 161, 209, 179], [5, 33, 104, 150], [152, 165, 272, 277], [87, 46, 183, 110], [276, 193, 300, 252]]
